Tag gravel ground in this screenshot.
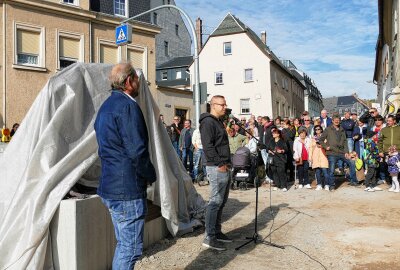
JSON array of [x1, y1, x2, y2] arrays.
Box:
[[136, 178, 400, 270]]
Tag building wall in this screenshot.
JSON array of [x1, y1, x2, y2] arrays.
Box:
[[0, 2, 4, 126], [157, 87, 197, 125], [89, 0, 151, 23], [0, 1, 158, 127], [150, 0, 191, 65], [270, 62, 301, 118], [193, 32, 272, 118]]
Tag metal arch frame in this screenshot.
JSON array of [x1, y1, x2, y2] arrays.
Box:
[[121, 5, 201, 126]]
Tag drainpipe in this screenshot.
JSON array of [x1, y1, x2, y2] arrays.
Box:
[[89, 20, 92, 62], [2, 1, 6, 128]]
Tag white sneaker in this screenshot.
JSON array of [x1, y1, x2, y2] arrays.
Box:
[[315, 185, 322, 191], [394, 189, 400, 193], [373, 186, 383, 191], [305, 184, 312, 189], [282, 188, 287, 192], [377, 180, 386, 185], [364, 187, 371, 191], [273, 187, 278, 191], [298, 184, 303, 189], [388, 187, 395, 192], [368, 188, 375, 192], [324, 185, 330, 191]]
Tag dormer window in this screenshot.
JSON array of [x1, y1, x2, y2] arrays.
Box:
[[114, 0, 128, 17]]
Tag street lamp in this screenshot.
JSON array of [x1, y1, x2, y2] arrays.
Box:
[[121, 5, 201, 126]]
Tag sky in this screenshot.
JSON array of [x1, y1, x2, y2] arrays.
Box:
[[175, 0, 378, 100]]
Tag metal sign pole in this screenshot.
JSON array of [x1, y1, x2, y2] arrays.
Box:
[[121, 5, 201, 126]]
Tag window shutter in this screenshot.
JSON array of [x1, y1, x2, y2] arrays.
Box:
[[127, 49, 144, 69], [100, 44, 118, 64], [17, 29, 40, 54], [60, 37, 80, 59]]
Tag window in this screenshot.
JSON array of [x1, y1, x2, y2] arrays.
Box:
[[127, 45, 147, 78], [215, 72, 223, 84], [175, 24, 179, 36], [114, 0, 128, 17], [274, 72, 278, 84], [153, 12, 158, 25], [58, 32, 83, 69], [176, 71, 182, 79], [276, 101, 280, 116], [240, 99, 250, 114], [162, 71, 168, 80], [99, 42, 119, 64], [244, 68, 253, 82], [127, 48, 144, 70], [223, 42, 231, 55], [164, 41, 169, 56], [15, 23, 45, 68], [63, 0, 78, 5]]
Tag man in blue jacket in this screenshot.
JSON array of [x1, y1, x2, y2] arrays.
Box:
[[94, 63, 156, 269]]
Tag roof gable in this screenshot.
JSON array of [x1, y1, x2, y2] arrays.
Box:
[[210, 13, 246, 37]]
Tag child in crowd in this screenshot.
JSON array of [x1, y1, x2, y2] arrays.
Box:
[[363, 133, 382, 192], [293, 129, 312, 189], [387, 145, 400, 192]]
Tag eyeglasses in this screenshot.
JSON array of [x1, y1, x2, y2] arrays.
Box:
[[315, 129, 322, 131], [213, 103, 227, 107], [369, 111, 375, 114], [304, 120, 310, 122], [241, 120, 246, 122], [173, 118, 179, 121]]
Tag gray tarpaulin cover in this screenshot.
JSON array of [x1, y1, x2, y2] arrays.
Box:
[[0, 63, 206, 269]]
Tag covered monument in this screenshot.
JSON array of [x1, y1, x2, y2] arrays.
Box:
[[0, 63, 205, 269]]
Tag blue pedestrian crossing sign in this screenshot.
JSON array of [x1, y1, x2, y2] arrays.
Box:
[[115, 24, 132, 46]]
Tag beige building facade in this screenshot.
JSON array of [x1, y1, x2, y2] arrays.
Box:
[[0, 0, 160, 127]]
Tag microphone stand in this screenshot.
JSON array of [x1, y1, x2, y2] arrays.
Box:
[[231, 120, 285, 251]]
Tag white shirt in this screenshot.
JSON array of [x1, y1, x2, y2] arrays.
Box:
[[192, 129, 202, 149]]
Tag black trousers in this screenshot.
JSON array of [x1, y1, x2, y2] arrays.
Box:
[[365, 166, 378, 187], [270, 164, 287, 188]]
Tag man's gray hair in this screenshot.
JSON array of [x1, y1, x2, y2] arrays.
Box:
[[109, 62, 136, 90]]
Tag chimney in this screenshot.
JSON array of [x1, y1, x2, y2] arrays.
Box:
[[261, 31, 267, 44], [195, 18, 203, 54]]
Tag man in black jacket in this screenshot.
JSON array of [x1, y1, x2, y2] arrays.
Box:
[[200, 95, 231, 251], [360, 107, 378, 129], [341, 111, 356, 152]]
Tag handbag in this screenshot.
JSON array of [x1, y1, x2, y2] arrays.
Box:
[[295, 158, 303, 166]]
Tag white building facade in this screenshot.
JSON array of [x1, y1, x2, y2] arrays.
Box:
[[191, 14, 305, 118]]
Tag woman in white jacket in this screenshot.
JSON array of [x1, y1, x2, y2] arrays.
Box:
[[293, 128, 312, 189]]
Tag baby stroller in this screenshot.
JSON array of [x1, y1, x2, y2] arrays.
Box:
[[232, 147, 258, 190]]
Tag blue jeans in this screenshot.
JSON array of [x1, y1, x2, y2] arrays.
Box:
[[315, 168, 330, 187], [328, 155, 357, 185], [182, 148, 194, 178], [101, 198, 147, 270], [193, 148, 206, 178], [347, 138, 354, 152], [205, 166, 231, 238]]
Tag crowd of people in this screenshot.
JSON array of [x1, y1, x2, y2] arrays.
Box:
[[164, 107, 400, 194]]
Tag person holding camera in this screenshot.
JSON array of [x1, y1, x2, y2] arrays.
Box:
[[267, 128, 288, 191]]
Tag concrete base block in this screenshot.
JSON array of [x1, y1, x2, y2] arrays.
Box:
[[50, 195, 168, 270]]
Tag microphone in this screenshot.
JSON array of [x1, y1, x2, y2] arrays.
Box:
[[229, 114, 241, 125]]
